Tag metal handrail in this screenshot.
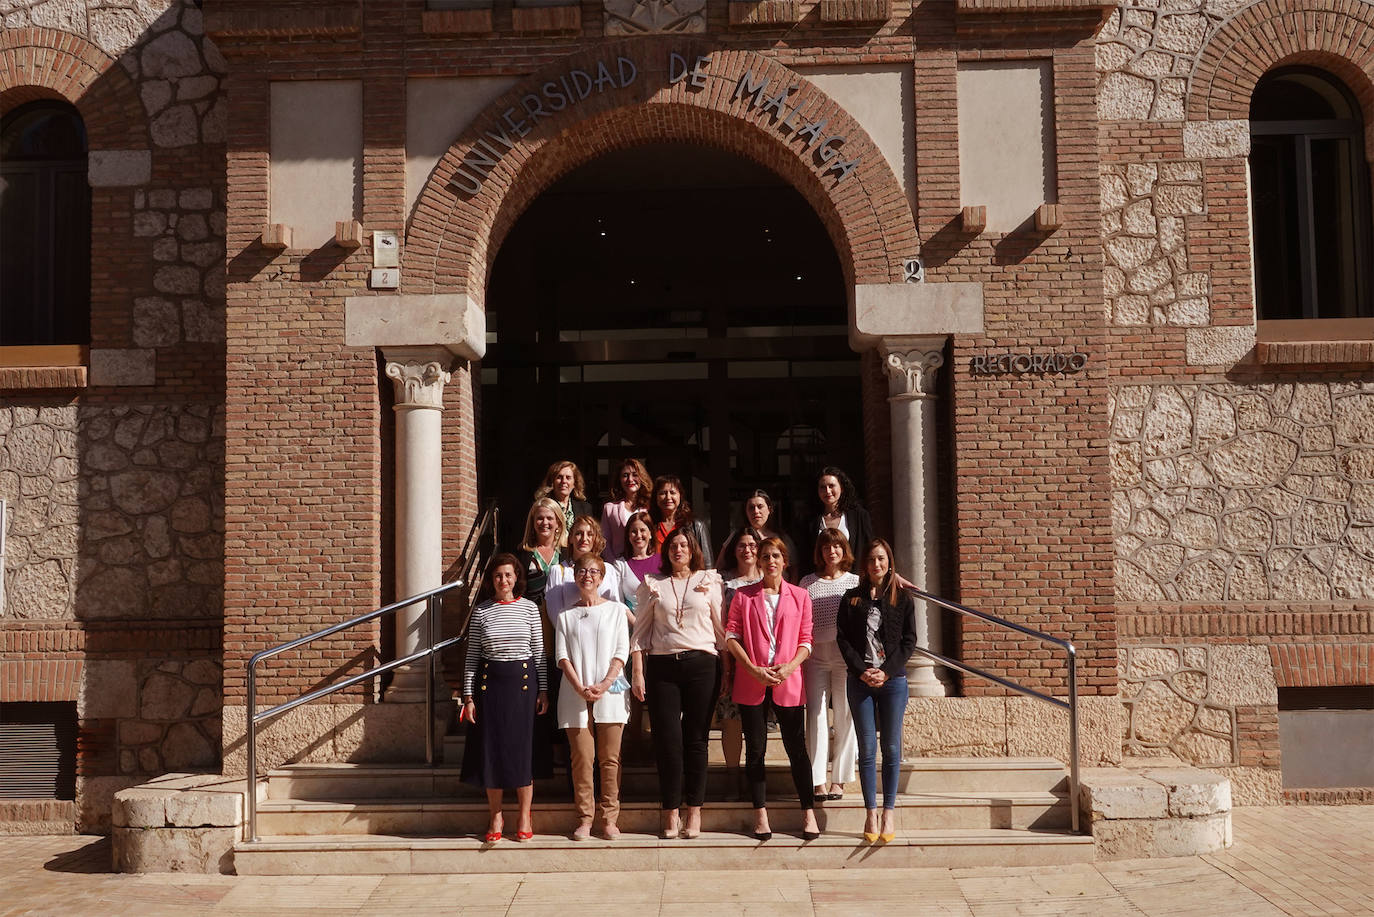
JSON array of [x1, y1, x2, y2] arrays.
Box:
[[244, 502, 498, 842], [903, 585, 1081, 833]]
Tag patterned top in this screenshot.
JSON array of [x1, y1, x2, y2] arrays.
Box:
[[800, 571, 860, 644], [722, 572, 762, 613], [462, 598, 547, 696]]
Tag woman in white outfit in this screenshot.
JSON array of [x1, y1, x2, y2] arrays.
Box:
[[555, 553, 630, 840], [799, 527, 860, 801], [545, 515, 623, 625]]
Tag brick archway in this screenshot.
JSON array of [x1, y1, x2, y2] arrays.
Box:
[[1189, 1, 1374, 126], [0, 27, 145, 149], [405, 39, 917, 304]]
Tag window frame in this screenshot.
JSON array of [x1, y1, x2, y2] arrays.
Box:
[[1248, 66, 1374, 325], [0, 99, 91, 364]]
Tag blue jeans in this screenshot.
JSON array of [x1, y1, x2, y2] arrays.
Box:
[[846, 673, 908, 810]]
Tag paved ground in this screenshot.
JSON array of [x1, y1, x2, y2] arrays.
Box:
[[0, 807, 1370, 916]]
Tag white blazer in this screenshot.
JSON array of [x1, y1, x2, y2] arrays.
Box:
[[554, 600, 631, 728]]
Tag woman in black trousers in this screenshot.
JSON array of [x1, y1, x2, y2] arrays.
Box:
[[630, 527, 724, 839]]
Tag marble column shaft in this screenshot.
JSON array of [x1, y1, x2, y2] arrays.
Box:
[[382, 351, 452, 703], [882, 339, 952, 697]]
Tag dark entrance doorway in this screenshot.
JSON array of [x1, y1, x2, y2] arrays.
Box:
[[482, 144, 863, 557]]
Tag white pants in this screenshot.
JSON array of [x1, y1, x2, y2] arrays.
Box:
[[803, 640, 857, 787]]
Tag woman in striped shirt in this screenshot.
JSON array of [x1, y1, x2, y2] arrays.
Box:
[[461, 552, 549, 842]]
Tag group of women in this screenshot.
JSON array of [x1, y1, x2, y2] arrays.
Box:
[[460, 459, 918, 844]]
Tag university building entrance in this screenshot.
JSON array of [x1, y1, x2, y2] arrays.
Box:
[[481, 144, 865, 550]]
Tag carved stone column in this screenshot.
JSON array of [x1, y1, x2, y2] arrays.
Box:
[[882, 337, 953, 697], [381, 347, 453, 703]]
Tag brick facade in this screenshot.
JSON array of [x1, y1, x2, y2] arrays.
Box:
[[3, 0, 1372, 828]]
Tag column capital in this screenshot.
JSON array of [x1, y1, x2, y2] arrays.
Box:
[[384, 354, 452, 409], [881, 339, 945, 399]]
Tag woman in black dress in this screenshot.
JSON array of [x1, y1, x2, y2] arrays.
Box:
[[461, 553, 549, 842]]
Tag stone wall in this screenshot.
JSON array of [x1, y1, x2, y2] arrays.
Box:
[[1, 402, 223, 622], [1111, 383, 1374, 603], [79, 404, 224, 621], [1108, 379, 1369, 800], [0, 406, 78, 618], [1096, 1, 1238, 122]]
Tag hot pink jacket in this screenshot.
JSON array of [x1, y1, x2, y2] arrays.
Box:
[[726, 581, 814, 707]]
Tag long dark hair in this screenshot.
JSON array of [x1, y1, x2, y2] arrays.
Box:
[[478, 552, 526, 603], [859, 538, 900, 605], [816, 465, 860, 514], [650, 474, 695, 527]]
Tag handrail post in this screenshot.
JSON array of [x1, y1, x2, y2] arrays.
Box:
[[425, 593, 436, 767], [1067, 644, 1081, 834], [246, 660, 258, 843]]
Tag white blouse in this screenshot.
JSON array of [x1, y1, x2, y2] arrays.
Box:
[[544, 560, 623, 625], [555, 600, 632, 728]]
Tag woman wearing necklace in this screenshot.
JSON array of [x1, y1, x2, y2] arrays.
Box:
[[631, 527, 723, 839], [600, 458, 651, 561], [516, 499, 564, 609], [555, 554, 630, 841], [836, 538, 917, 844], [648, 474, 712, 565], [533, 460, 593, 547], [460, 553, 549, 842], [801, 467, 873, 577], [800, 528, 860, 803], [724, 537, 820, 841]]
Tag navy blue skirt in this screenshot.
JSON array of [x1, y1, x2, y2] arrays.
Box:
[[461, 658, 537, 789]]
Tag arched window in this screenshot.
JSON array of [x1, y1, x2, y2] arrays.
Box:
[[1249, 68, 1374, 321], [0, 101, 91, 346]]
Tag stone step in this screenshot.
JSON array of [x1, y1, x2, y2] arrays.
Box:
[[234, 828, 1094, 874], [255, 791, 1070, 836], [266, 758, 1068, 802]]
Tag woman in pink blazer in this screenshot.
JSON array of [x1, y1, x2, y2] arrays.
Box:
[[725, 537, 821, 841]]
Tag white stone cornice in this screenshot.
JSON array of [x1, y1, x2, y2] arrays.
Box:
[[385, 359, 451, 409], [882, 347, 944, 399]]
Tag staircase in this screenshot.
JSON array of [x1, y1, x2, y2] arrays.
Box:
[[233, 502, 1094, 874], [234, 735, 1092, 874]]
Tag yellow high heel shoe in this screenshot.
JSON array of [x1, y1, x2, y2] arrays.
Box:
[[863, 831, 880, 843]]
